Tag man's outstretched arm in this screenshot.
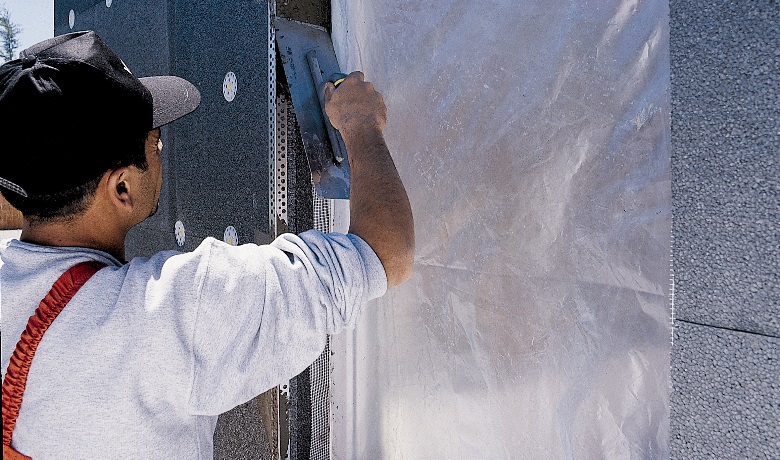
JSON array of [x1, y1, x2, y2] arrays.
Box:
[[324, 72, 414, 288]]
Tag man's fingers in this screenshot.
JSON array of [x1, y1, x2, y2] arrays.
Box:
[[332, 71, 366, 93]]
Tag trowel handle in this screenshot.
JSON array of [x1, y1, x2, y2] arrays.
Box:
[[306, 51, 347, 164], [329, 72, 349, 88]]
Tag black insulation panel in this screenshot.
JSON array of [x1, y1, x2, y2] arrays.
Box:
[[54, 1, 273, 458], [55, 0, 270, 255]]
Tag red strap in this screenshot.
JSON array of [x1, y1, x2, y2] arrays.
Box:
[[2, 261, 106, 455], [4, 443, 32, 460]]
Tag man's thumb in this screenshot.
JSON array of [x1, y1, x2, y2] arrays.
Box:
[[324, 82, 335, 103]]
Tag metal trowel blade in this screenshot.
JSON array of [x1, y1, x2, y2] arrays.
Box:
[[275, 17, 350, 199]]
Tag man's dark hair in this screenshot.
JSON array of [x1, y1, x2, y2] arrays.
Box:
[[2, 135, 149, 222]]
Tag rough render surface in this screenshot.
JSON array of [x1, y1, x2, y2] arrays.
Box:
[[213, 398, 274, 460]]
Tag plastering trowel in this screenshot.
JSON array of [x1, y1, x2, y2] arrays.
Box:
[[275, 17, 350, 199]]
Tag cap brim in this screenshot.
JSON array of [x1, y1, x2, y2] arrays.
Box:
[[139, 76, 201, 128]]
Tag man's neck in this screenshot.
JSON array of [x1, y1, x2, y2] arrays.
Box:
[[21, 212, 128, 262]]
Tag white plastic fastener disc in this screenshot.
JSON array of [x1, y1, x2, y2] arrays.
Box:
[[69, 10, 75, 29], [223, 72, 237, 102], [175, 221, 186, 247], [224, 226, 238, 246], [106, 0, 112, 7]]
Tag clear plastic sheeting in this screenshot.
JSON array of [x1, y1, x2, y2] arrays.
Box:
[[330, 0, 671, 458]]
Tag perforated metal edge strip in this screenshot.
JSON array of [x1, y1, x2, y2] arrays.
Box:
[[269, 5, 332, 456], [276, 94, 289, 225], [267, 4, 291, 460], [268, 1, 280, 236]]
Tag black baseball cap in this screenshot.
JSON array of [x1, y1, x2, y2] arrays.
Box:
[[0, 31, 200, 198]]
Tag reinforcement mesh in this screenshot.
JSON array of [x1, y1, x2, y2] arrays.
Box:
[[282, 83, 333, 460], [309, 191, 332, 460]]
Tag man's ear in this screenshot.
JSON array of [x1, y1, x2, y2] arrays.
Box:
[[105, 166, 135, 212]]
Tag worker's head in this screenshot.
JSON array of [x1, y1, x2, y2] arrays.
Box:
[[0, 31, 200, 222]]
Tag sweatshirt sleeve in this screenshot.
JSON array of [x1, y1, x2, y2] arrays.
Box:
[[187, 231, 386, 415]]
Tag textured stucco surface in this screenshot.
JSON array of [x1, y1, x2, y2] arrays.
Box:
[[671, 322, 779, 458], [670, 0, 779, 335], [670, 0, 779, 458]]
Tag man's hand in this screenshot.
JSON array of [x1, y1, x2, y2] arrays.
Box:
[[324, 72, 386, 134], [324, 72, 414, 288]]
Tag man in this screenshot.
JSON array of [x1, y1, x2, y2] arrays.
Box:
[[0, 31, 413, 458]]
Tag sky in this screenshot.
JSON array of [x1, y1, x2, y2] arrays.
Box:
[[2, 0, 54, 57]]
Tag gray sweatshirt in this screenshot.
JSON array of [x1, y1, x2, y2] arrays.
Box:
[[0, 231, 386, 459]]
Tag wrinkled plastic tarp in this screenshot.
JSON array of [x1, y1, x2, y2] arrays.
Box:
[[330, 0, 671, 458]]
